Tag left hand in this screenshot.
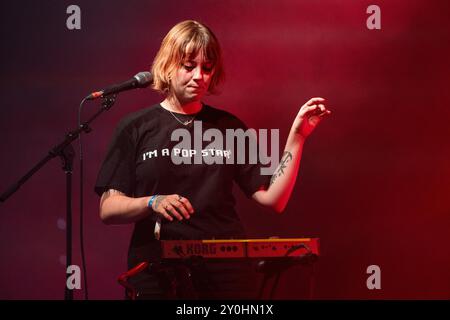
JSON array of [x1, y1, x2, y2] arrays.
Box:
[[292, 97, 331, 138]]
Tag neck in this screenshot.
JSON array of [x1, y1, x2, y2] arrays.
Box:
[[161, 96, 203, 114]]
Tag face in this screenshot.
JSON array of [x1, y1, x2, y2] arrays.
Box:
[[170, 51, 214, 104]]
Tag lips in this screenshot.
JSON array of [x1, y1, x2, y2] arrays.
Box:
[[187, 86, 204, 94]]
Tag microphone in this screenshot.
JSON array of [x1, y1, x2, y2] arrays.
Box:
[[85, 71, 152, 100]]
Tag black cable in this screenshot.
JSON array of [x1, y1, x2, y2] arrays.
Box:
[[267, 243, 314, 299], [285, 243, 312, 257], [78, 98, 89, 300]]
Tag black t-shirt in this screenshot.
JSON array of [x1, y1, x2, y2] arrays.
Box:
[[95, 103, 270, 266]]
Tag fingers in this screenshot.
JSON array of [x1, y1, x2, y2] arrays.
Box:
[[163, 203, 183, 221], [301, 101, 331, 119], [306, 97, 326, 106], [177, 195, 195, 215], [301, 104, 326, 117], [159, 208, 174, 222], [318, 109, 332, 117], [169, 196, 191, 220], [301, 104, 319, 115], [315, 104, 331, 117], [153, 194, 195, 222]]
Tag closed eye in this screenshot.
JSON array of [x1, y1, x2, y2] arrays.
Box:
[[202, 66, 213, 73], [183, 65, 195, 71], [182, 64, 214, 73]]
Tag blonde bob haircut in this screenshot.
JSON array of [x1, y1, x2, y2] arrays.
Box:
[[151, 20, 224, 95]]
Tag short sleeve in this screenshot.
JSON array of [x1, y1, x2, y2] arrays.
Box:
[[235, 162, 271, 198], [94, 120, 136, 197]]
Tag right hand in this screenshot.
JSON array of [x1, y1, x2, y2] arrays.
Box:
[[150, 194, 195, 221]]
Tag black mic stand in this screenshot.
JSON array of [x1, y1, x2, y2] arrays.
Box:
[[0, 94, 117, 300]]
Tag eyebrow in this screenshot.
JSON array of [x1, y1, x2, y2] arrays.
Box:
[[185, 60, 213, 64]]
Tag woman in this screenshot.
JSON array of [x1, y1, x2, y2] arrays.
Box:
[[95, 20, 330, 299]]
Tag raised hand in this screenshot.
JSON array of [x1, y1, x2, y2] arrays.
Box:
[[292, 97, 331, 138]]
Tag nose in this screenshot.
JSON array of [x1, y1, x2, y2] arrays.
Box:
[[192, 66, 204, 81]]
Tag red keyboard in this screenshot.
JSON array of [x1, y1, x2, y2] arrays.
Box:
[[161, 238, 319, 259]]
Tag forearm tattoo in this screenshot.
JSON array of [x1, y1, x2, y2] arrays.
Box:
[[153, 195, 166, 210], [270, 151, 293, 185]]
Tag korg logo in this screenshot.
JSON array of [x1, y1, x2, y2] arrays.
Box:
[[186, 243, 217, 255]]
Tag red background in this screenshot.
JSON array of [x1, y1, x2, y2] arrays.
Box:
[[0, 0, 449, 299]]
